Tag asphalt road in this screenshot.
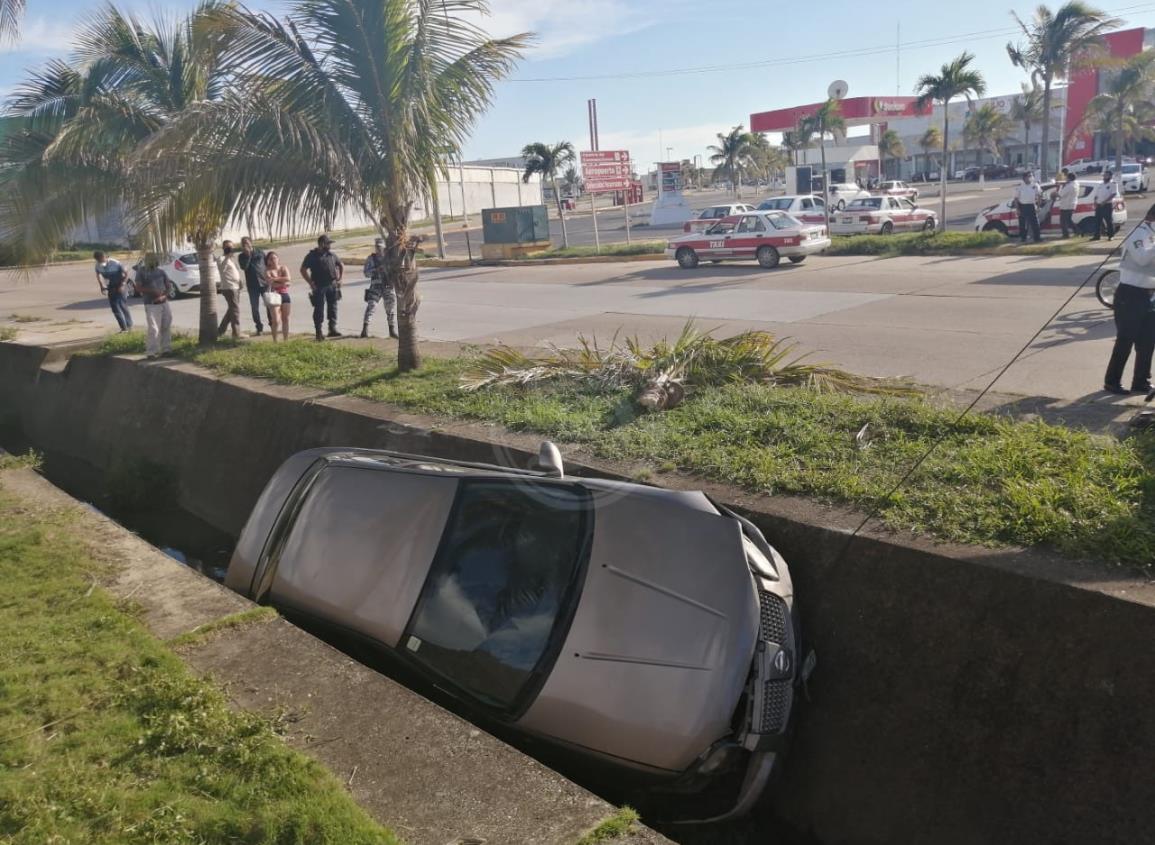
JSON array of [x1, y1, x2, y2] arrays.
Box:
[[4, 247, 1149, 423]]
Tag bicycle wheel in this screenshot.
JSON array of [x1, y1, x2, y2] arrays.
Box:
[[1096, 269, 1120, 309]]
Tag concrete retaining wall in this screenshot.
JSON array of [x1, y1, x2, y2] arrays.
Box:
[[3, 344, 1155, 844]]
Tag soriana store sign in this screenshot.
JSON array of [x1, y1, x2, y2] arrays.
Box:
[[751, 96, 929, 132]]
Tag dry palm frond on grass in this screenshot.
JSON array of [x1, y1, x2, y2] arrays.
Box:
[[461, 323, 918, 409]]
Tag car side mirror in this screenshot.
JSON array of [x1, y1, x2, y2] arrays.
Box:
[[535, 441, 565, 478]]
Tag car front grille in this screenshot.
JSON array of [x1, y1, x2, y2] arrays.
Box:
[[758, 589, 787, 644], [761, 679, 790, 734]]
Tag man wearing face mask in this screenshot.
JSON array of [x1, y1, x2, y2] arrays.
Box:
[[361, 237, 397, 339], [238, 236, 266, 335]]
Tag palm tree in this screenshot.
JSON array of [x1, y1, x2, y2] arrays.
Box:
[[800, 99, 845, 210], [0, 4, 230, 344], [708, 125, 754, 196], [781, 130, 803, 166], [522, 141, 574, 249], [1007, 2, 1120, 179], [919, 127, 943, 177], [1009, 82, 1045, 169], [878, 128, 905, 180], [151, 0, 527, 369], [561, 164, 581, 198], [0, 0, 22, 41], [915, 52, 986, 229], [1080, 50, 1155, 173], [964, 104, 1014, 184]]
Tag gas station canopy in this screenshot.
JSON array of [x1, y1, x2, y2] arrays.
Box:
[[750, 96, 930, 133]]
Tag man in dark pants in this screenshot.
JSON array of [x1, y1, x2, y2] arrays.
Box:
[[1057, 171, 1078, 239], [1012, 172, 1041, 243], [1091, 170, 1119, 241], [237, 236, 266, 335], [300, 234, 344, 341], [94, 251, 133, 331], [1104, 203, 1155, 394]]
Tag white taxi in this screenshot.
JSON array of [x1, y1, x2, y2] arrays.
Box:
[[755, 195, 829, 225], [830, 196, 937, 235], [877, 180, 919, 200], [682, 203, 758, 233], [827, 183, 871, 210], [665, 211, 830, 269], [972, 180, 1127, 238]]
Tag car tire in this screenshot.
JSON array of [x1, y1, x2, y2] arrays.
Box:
[[788, 256, 806, 264], [756, 245, 780, 269], [880, 222, 894, 236], [1096, 269, 1120, 309], [982, 221, 1008, 236], [676, 247, 699, 270], [922, 218, 936, 232]]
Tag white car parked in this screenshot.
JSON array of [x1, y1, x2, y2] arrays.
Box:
[[829, 196, 937, 235], [682, 204, 758, 233], [135, 250, 221, 298], [1118, 162, 1150, 193], [877, 180, 919, 200], [826, 183, 871, 210], [755, 195, 829, 225]]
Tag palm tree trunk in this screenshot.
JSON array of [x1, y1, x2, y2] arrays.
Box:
[[820, 137, 829, 213], [940, 112, 949, 230], [551, 177, 569, 248], [196, 236, 218, 347], [1040, 82, 1052, 181], [390, 231, 421, 373], [1115, 107, 1124, 174]]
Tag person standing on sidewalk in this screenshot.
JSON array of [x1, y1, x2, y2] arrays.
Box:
[[300, 234, 344, 341], [1012, 173, 1042, 244], [237, 236, 266, 335], [93, 251, 133, 332], [1091, 171, 1119, 241], [216, 240, 244, 339], [1057, 171, 1079, 239], [263, 250, 292, 342], [1104, 204, 1155, 395], [135, 254, 173, 359], [360, 237, 397, 339]]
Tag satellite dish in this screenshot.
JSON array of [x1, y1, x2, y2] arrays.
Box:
[[828, 80, 849, 100]]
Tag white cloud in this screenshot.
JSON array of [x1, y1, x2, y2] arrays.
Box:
[[474, 0, 656, 59], [0, 18, 77, 55]]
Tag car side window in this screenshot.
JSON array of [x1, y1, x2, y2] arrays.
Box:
[[813, 198, 825, 209], [800, 198, 813, 210], [706, 221, 737, 235], [737, 217, 767, 233], [405, 480, 591, 711], [903, 199, 916, 210]]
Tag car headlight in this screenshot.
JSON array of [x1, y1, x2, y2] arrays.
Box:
[[743, 535, 780, 580]]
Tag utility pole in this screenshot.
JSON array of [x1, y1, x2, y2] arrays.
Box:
[[896, 22, 901, 96]]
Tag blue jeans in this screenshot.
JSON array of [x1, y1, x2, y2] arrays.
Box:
[[108, 288, 132, 330], [246, 285, 265, 332]]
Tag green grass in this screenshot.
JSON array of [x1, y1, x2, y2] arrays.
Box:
[[517, 240, 666, 259], [5, 313, 47, 323], [575, 807, 639, 844], [0, 327, 14, 342], [169, 606, 279, 648], [92, 337, 1155, 568], [0, 477, 398, 844], [827, 231, 1010, 257]]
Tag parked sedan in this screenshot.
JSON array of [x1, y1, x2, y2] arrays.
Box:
[[972, 180, 1127, 238], [225, 444, 809, 819], [666, 211, 830, 269], [755, 194, 829, 225], [682, 203, 758, 233], [876, 180, 918, 199], [135, 251, 221, 298], [830, 196, 937, 235], [826, 183, 871, 210]]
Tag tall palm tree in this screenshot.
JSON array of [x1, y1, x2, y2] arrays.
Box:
[[708, 125, 754, 196], [1080, 50, 1155, 173], [1007, 2, 1120, 179], [153, 0, 527, 369], [800, 99, 845, 211], [878, 128, 905, 180], [781, 130, 803, 166], [919, 127, 943, 177], [964, 104, 1014, 184], [1009, 82, 1045, 169], [561, 164, 580, 197], [915, 52, 986, 228], [0, 0, 22, 41], [522, 141, 574, 248], [0, 4, 230, 344]]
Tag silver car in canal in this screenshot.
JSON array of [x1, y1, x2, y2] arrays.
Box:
[[225, 444, 809, 818]]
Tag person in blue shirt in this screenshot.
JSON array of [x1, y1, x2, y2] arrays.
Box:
[[93, 251, 133, 332]]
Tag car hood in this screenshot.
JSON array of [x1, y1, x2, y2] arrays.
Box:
[[516, 489, 759, 773]]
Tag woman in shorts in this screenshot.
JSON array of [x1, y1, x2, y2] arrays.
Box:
[[264, 250, 292, 341]]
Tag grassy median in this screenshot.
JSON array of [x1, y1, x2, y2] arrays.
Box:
[[0, 467, 397, 844], [94, 334, 1155, 568]]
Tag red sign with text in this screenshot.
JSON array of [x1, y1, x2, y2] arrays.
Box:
[[581, 150, 631, 193]]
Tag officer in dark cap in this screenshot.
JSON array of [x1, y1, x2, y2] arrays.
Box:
[[1104, 203, 1155, 394]]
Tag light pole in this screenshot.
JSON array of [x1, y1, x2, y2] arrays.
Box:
[[693, 154, 702, 190]]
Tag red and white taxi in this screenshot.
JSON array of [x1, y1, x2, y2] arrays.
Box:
[[830, 196, 937, 235], [756, 194, 829, 225], [682, 203, 758, 233], [665, 211, 830, 269], [877, 180, 919, 200], [972, 180, 1127, 238]]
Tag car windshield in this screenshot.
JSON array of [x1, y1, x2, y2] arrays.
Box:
[[1122, 164, 1141, 173], [758, 198, 793, 210], [847, 198, 883, 210], [405, 479, 591, 711], [764, 212, 799, 230]]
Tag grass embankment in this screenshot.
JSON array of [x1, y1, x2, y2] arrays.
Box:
[[825, 230, 1093, 257], [0, 468, 397, 843], [96, 334, 1155, 567]]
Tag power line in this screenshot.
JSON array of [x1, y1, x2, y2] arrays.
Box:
[[509, 3, 1155, 83]]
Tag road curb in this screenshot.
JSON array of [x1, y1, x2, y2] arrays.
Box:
[[423, 253, 666, 268]]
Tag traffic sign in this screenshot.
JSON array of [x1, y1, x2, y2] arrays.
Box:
[[581, 149, 631, 193]]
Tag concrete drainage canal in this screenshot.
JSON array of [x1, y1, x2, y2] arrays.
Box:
[[13, 443, 818, 845]]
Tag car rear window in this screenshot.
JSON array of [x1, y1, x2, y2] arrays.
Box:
[[757, 198, 792, 210], [404, 479, 592, 711], [847, 198, 882, 210]]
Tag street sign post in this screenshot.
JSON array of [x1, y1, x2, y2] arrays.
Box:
[[580, 150, 633, 252]]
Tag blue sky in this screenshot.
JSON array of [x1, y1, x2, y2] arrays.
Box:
[[3, 0, 1154, 164]]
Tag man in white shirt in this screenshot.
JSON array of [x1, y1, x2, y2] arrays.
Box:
[[1012, 173, 1041, 243], [1056, 171, 1079, 239], [216, 240, 244, 339], [1091, 170, 1119, 241], [1104, 203, 1155, 394]]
